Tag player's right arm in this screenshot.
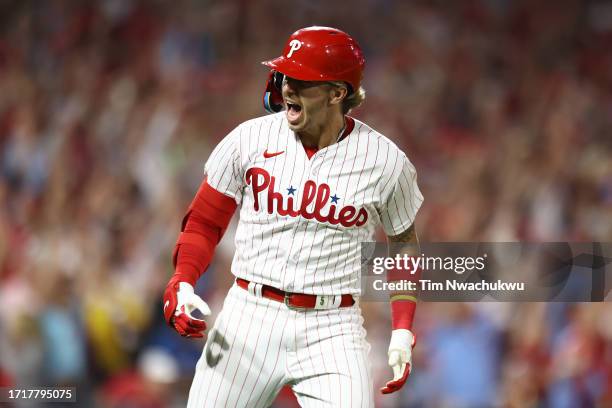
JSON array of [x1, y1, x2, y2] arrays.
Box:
[[163, 127, 244, 338]]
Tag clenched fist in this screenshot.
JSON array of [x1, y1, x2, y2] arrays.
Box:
[[163, 277, 211, 338]]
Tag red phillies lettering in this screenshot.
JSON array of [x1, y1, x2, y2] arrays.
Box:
[[355, 208, 368, 226], [313, 183, 331, 223], [300, 180, 317, 219], [245, 167, 368, 228], [245, 167, 270, 211], [267, 176, 299, 217], [338, 206, 357, 224]]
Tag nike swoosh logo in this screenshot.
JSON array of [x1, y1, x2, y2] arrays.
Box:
[[164, 300, 169, 311], [263, 150, 284, 158]]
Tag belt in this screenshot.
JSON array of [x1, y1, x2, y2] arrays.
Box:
[[236, 278, 355, 310]]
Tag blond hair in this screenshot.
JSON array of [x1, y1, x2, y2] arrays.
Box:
[[328, 81, 366, 114]]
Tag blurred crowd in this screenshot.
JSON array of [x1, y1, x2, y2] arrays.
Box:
[[0, 0, 610, 407]]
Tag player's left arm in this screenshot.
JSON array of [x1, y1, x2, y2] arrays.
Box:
[[377, 151, 423, 395], [380, 224, 420, 394]]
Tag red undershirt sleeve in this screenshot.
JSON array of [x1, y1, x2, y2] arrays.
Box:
[[390, 296, 418, 330], [171, 180, 238, 286], [388, 261, 420, 330]]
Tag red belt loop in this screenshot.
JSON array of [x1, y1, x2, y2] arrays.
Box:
[[235, 278, 354, 309]]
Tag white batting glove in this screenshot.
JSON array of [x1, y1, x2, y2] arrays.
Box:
[[381, 329, 416, 394], [163, 281, 211, 338], [176, 282, 211, 318]]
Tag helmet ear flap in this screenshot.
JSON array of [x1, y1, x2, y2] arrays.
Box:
[[272, 71, 284, 90], [263, 70, 284, 113]]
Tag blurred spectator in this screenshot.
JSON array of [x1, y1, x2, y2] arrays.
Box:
[[417, 304, 501, 407], [99, 347, 180, 408], [38, 275, 87, 384], [0, 0, 610, 406]]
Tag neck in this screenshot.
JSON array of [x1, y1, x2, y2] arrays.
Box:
[[298, 111, 345, 150]]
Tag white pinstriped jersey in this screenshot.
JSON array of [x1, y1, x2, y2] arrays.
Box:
[[205, 112, 423, 295]]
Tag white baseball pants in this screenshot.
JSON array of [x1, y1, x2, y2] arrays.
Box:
[[187, 284, 373, 407]]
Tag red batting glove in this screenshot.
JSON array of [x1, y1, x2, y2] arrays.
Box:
[[381, 329, 416, 394], [163, 277, 211, 338]]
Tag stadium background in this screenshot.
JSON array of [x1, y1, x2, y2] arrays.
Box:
[[0, 0, 610, 406]]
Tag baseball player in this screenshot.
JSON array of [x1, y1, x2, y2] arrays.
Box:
[[163, 26, 423, 407]]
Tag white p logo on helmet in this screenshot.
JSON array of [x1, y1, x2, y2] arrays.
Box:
[[286, 40, 302, 58]]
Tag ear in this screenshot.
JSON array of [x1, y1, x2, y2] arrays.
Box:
[[328, 85, 348, 106]]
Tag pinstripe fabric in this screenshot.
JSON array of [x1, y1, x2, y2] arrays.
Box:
[[187, 285, 289, 408], [187, 285, 373, 407], [190, 112, 422, 406], [203, 112, 423, 296]]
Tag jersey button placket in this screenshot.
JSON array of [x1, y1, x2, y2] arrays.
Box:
[[310, 154, 321, 177]]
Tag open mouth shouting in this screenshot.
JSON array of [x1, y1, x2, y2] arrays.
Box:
[[285, 100, 302, 124]]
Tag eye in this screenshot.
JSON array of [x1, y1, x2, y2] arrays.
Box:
[[285, 77, 319, 89]]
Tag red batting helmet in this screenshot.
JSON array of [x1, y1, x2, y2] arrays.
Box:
[[262, 26, 365, 113]]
